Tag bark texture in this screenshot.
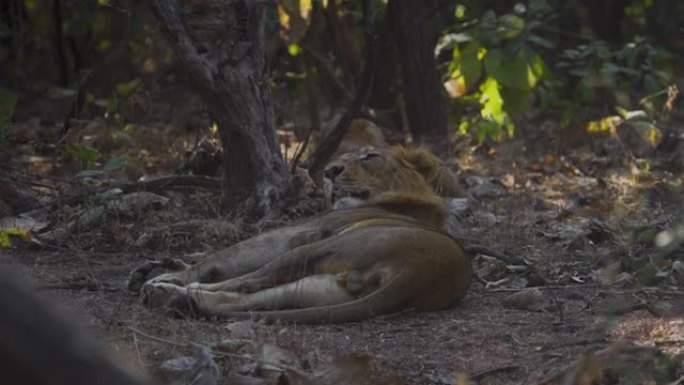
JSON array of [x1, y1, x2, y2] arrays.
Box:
[[388, 0, 448, 147], [305, 0, 375, 178], [150, 0, 293, 214]]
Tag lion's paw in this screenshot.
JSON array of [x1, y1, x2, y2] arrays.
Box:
[[141, 282, 199, 318], [126, 259, 189, 293], [141, 282, 178, 308]]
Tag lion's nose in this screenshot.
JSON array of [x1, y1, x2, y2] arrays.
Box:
[[324, 165, 345, 181]]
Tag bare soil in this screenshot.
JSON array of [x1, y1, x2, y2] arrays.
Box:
[[2, 122, 683, 384]]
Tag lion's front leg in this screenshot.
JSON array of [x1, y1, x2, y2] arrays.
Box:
[[128, 224, 327, 294], [182, 244, 326, 294]]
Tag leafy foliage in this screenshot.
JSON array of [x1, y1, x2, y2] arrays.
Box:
[[438, 0, 678, 142], [437, 0, 554, 141], [65, 144, 99, 168], [0, 227, 31, 249], [556, 37, 672, 125]]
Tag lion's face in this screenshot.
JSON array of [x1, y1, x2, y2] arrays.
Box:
[[324, 146, 435, 204]]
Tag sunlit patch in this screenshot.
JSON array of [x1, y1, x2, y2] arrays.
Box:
[[611, 313, 684, 356], [655, 230, 674, 247]]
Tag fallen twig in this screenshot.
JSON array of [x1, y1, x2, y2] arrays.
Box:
[[489, 284, 602, 292], [465, 244, 525, 265], [128, 327, 189, 349], [127, 327, 304, 373], [471, 365, 519, 381], [41, 283, 120, 293], [607, 302, 662, 317]]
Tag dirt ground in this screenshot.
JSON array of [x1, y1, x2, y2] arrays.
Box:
[[1, 119, 684, 384]]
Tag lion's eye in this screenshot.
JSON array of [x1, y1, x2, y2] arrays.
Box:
[[360, 152, 380, 161]]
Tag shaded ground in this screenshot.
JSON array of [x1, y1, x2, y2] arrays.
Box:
[[2, 124, 683, 383], [0, 249, 602, 384]]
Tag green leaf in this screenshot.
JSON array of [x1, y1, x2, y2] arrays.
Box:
[[643, 74, 658, 93], [458, 120, 471, 135], [529, 0, 551, 15], [0, 87, 17, 120], [476, 119, 497, 143], [498, 14, 525, 39], [484, 49, 529, 89], [0, 227, 32, 249], [476, 77, 515, 141], [454, 4, 466, 19], [586, 115, 621, 134], [600, 62, 622, 75], [299, 0, 312, 19], [123, 123, 136, 133], [501, 87, 530, 115], [435, 32, 472, 55], [615, 106, 629, 119], [65, 144, 100, 168], [97, 39, 111, 52], [562, 49, 580, 59], [576, 81, 594, 103], [474, 118, 508, 143], [506, 120, 515, 138], [630, 121, 662, 147], [287, 43, 302, 56], [115, 78, 141, 98], [105, 97, 118, 113], [528, 34, 555, 49], [453, 42, 482, 91], [74, 170, 104, 178], [95, 188, 123, 200], [102, 155, 126, 172], [524, 52, 549, 88], [77, 206, 105, 227], [479, 77, 505, 125]]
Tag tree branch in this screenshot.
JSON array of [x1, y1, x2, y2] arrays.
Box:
[[305, 0, 376, 177], [149, 0, 214, 88]]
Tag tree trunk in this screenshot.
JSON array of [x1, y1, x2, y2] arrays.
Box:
[[368, 8, 398, 112], [388, 0, 448, 148], [304, 0, 375, 179], [150, 0, 294, 215]]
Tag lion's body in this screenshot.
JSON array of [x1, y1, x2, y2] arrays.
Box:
[[130, 146, 473, 323]]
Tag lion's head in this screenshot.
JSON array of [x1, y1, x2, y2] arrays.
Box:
[[324, 146, 439, 200], [323, 146, 450, 227], [335, 119, 388, 157]]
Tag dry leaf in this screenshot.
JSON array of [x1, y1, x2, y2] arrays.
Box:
[[502, 288, 544, 311]]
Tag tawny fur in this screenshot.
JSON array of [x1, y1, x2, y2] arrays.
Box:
[[129, 146, 472, 323]]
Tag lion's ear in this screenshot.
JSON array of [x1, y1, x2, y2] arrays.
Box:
[[393, 146, 440, 182]]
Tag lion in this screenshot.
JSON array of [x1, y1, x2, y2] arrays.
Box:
[[332, 119, 464, 196], [325, 145, 464, 210], [335, 118, 388, 157], [128, 146, 472, 323]]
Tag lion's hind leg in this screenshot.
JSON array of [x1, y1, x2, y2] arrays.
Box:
[[142, 274, 357, 317]]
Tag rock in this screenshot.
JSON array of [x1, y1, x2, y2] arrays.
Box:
[[159, 348, 221, 385], [465, 176, 506, 199], [224, 321, 256, 339], [443, 198, 471, 237]]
